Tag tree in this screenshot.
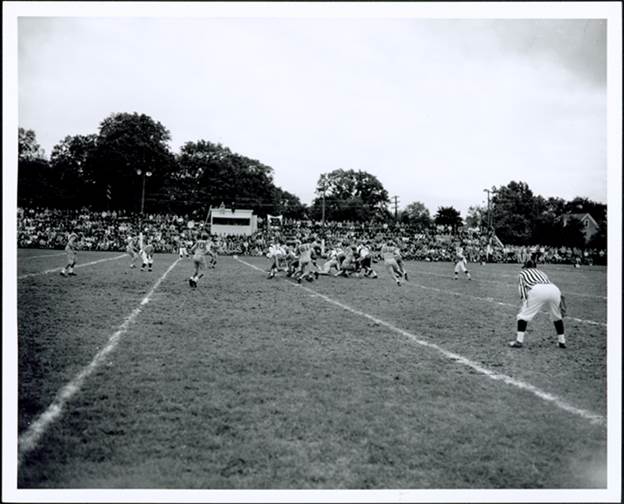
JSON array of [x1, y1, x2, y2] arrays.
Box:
[[18, 128, 52, 207], [271, 187, 307, 219], [309, 169, 390, 222], [491, 181, 540, 245], [18, 127, 45, 161], [560, 217, 586, 249], [89, 112, 176, 211], [465, 205, 486, 229], [434, 206, 463, 233], [170, 140, 277, 215], [49, 134, 99, 208], [399, 201, 432, 230]]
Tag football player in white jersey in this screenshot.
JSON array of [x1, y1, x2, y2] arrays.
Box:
[[140, 235, 155, 272], [318, 244, 342, 275], [126, 234, 139, 269], [267, 239, 286, 279], [60, 232, 79, 277], [453, 245, 471, 280], [356, 241, 378, 278]]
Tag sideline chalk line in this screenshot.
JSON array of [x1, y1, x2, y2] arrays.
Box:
[[20, 252, 67, 260], [18, 254, 127, 279], [402, 280, 606, 328], [404, 267, 607, 300], [236, 257, 605, 427], [17, 258, 181, 466]]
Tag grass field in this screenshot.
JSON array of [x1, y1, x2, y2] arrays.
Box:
[[15, 249, 608, 489]]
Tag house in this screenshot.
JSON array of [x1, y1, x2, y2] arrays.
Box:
[[561, 213, 600, 243]]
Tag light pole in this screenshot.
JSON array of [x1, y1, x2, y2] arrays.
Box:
[[483, 188, 492, 230], [137, 169, 152, 214]]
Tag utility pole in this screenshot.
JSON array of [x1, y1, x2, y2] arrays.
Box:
[[320, 174, 327, 227], [393, 195, 399, 220]]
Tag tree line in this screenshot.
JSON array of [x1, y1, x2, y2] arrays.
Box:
[[18, 112, 605, 248]]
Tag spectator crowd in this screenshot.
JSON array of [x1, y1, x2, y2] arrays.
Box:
[[17, 207, 607, 266]]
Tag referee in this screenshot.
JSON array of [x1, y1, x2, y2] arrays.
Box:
[[509, 257, 567, 349]]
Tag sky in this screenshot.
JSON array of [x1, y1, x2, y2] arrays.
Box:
[[15, 6, 609, 216]]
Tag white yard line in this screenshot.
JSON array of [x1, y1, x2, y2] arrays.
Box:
[[17, 258, 181, 466], [404, 267, 607, 300], [236, 257, 606, 427], [19, 252, 67, 260], [402, 280, 607, 328], [17, 254, 127, 279]]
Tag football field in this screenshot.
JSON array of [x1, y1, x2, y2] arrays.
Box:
[[15, 249, 608, 489]]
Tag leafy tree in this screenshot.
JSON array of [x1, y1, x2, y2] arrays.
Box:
[[89, 112, 176, 211], [18, 127, 45, 161], [18, 158, 54, 208], [434, 206, 463, 232], [561, 217, 586, 248], [491, 181, 540, 245], [49, 134, 99, 208], [310, 169, 389, 222], [399, 201, 432, 230], [171, 140, 277, 215], [271, 187, 307, 219], [465, 205, 486, 229], [18, 128, 52, 207]]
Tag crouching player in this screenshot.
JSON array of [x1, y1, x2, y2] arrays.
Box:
[[188, 231, 212, 288], [60, 232, 79, 277], [509, 259, 567, 349], [318, 245, 342, 275]]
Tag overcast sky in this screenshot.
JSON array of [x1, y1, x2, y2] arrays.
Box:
[[17, 11, 608, 216]]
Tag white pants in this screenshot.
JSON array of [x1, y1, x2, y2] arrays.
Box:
[[517, 283, 562, 322], [454, 260, 467, 273], [141, 251, 153, 265]]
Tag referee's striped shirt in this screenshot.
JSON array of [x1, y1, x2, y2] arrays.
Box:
[[518, 268, 551, 300]]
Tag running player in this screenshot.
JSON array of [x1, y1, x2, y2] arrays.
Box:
[[126, 234, 139, 269], [381, 240, 404, 286], [188, 231, 211, 288], [357, 241, 378, 278], [284, 242, 300, 277], [60, 231, 79, 277], [453, 245, 471, 280], [393, 242, 408, 281], [509, 258, 567, 349]]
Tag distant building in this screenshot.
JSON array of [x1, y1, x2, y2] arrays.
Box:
[[209, 207, 257, 236], [562, 213, 600, 243]]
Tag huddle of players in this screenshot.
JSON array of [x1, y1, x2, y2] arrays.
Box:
[[266, 237, 411, 286]]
